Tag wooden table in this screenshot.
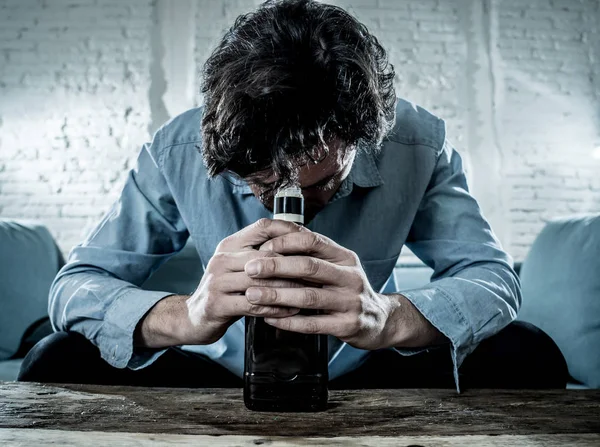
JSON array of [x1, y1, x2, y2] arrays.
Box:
[[1, 382, 599, 446]]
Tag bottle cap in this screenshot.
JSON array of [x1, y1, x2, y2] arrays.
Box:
[[275, 185, 303, 199]]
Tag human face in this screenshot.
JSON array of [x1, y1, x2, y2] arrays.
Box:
[[248, 141, 356, 224]]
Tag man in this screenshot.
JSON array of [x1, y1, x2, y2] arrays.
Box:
[[20, 0, 566, 390]]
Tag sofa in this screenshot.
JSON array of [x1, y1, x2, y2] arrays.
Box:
[[1, 215, 599, 388]]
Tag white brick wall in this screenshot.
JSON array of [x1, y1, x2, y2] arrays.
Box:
[[1, 0, 599, 261], [0, 0, 154, 252], [497, 0, 600, 260], [194, 0, 468, 145]]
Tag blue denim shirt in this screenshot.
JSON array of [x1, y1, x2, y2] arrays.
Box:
[[49, 99, 520, 391]]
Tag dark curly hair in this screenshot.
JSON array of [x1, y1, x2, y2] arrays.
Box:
[[200, 0, 396, 196]]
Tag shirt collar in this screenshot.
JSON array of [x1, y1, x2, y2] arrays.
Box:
[[227, 148, 384, 196], [350, 148, 384, 188]]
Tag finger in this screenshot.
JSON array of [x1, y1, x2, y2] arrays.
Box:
[[208, 250, 283, 274], [218, 271, 308, 293], [225, 294, 301, 319], [218, 218, 304, 252], [263, 314, 344, 336], [245, 256, 347, 285], [258, 232, 351, 264], [245, 287, 348, 312]]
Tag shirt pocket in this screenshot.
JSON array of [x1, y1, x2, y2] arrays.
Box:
[[360, 255, 399, 292]]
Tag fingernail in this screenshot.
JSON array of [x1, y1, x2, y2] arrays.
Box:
[[246, 288, 262, 302], [246, 261, 261, 276], [264, 318, 276, 325]]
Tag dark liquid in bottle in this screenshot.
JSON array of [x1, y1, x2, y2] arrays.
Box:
[[244, 190, 328, 412], [244, 313, 328, 411]]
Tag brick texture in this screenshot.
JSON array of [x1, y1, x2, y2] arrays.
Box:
[[195, 0, 468, 146], [0, 0, 154, 252], [497, 0, 600, 259], [1, 0, 599, 261]]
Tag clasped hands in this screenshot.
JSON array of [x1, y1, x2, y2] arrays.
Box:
[[182, 218, 442, 350], [244, 221, 397, 351]]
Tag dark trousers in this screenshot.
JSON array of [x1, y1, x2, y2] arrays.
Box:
[[18, 321, 568, 389]]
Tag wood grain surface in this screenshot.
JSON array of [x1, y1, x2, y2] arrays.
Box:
[[1, 382, 599, 445], [1, 429, 600, 446]]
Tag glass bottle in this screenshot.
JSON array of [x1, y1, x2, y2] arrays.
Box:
[[244, 186, 328, 411]]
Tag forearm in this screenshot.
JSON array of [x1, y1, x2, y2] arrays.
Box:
[[134, 294, 194, 349], [383, 292, 449, 349]]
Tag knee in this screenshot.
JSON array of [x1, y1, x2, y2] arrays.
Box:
[[17, 331, 97, 383], [485, 321, 569, 387], [504, 321, 565, 363]]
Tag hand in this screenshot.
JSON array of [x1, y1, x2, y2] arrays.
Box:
[[244, 229, 447, 350], [136, 218, 311, 348], [184, 218, 310, 344], [242, 229, 399, 350]]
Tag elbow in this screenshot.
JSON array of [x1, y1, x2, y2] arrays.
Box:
[[47, 263, 86, 333], [460, 259, 523, 321], [483, 260, 521, 320], [511, 278, 522, 319], [48, 272, 68, 332], [503, 262, 522, 318]]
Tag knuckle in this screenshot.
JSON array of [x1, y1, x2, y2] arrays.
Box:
[[202, 293, 218, 316], [305, 320, 320, 334], [311, 233, 325, 248], [349, 251, 361, 267], [264, 257, 277, 273], [259, 250, 280, 259], [303, 288, 320, 308], [264, 287, 279, 305], [305, 257, 321, 277], [252, 278, 271, 288], [255, 218, 272, 229], [266, 306, 288, 317], [203, 273, 220, 294], [282, 280, 304, 289], [341, 320, 358, 338], [209, 252, 227, 268], [353, 297, 364, 314], [275, 279, 302, 288], [279, 319, 292, 331], [301, 232, 322, 251], [261, 306, 277, 317], [271, 236, 284, 252], [215, 237, 231, 253], [351, 316, 362, 332], [206, 280, 220, 297], [348, 269, 366, 291], [248, 304, 265, 315]]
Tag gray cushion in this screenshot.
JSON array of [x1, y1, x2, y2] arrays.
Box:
[[518, 214, 600, 388], [0, 359, 23, 381], [0, 219, 64, 360], [140, 239, 204, 295]]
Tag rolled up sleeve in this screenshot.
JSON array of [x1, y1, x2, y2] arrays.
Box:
[[396, 138, 521, 392], [48, 128, 190, 369]]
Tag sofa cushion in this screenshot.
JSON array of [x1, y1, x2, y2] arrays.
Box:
[[0, 359, 23, 381], [517, 214, 600, 388], [140, 238, 204, 295], [0, 219, 64, 360]]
